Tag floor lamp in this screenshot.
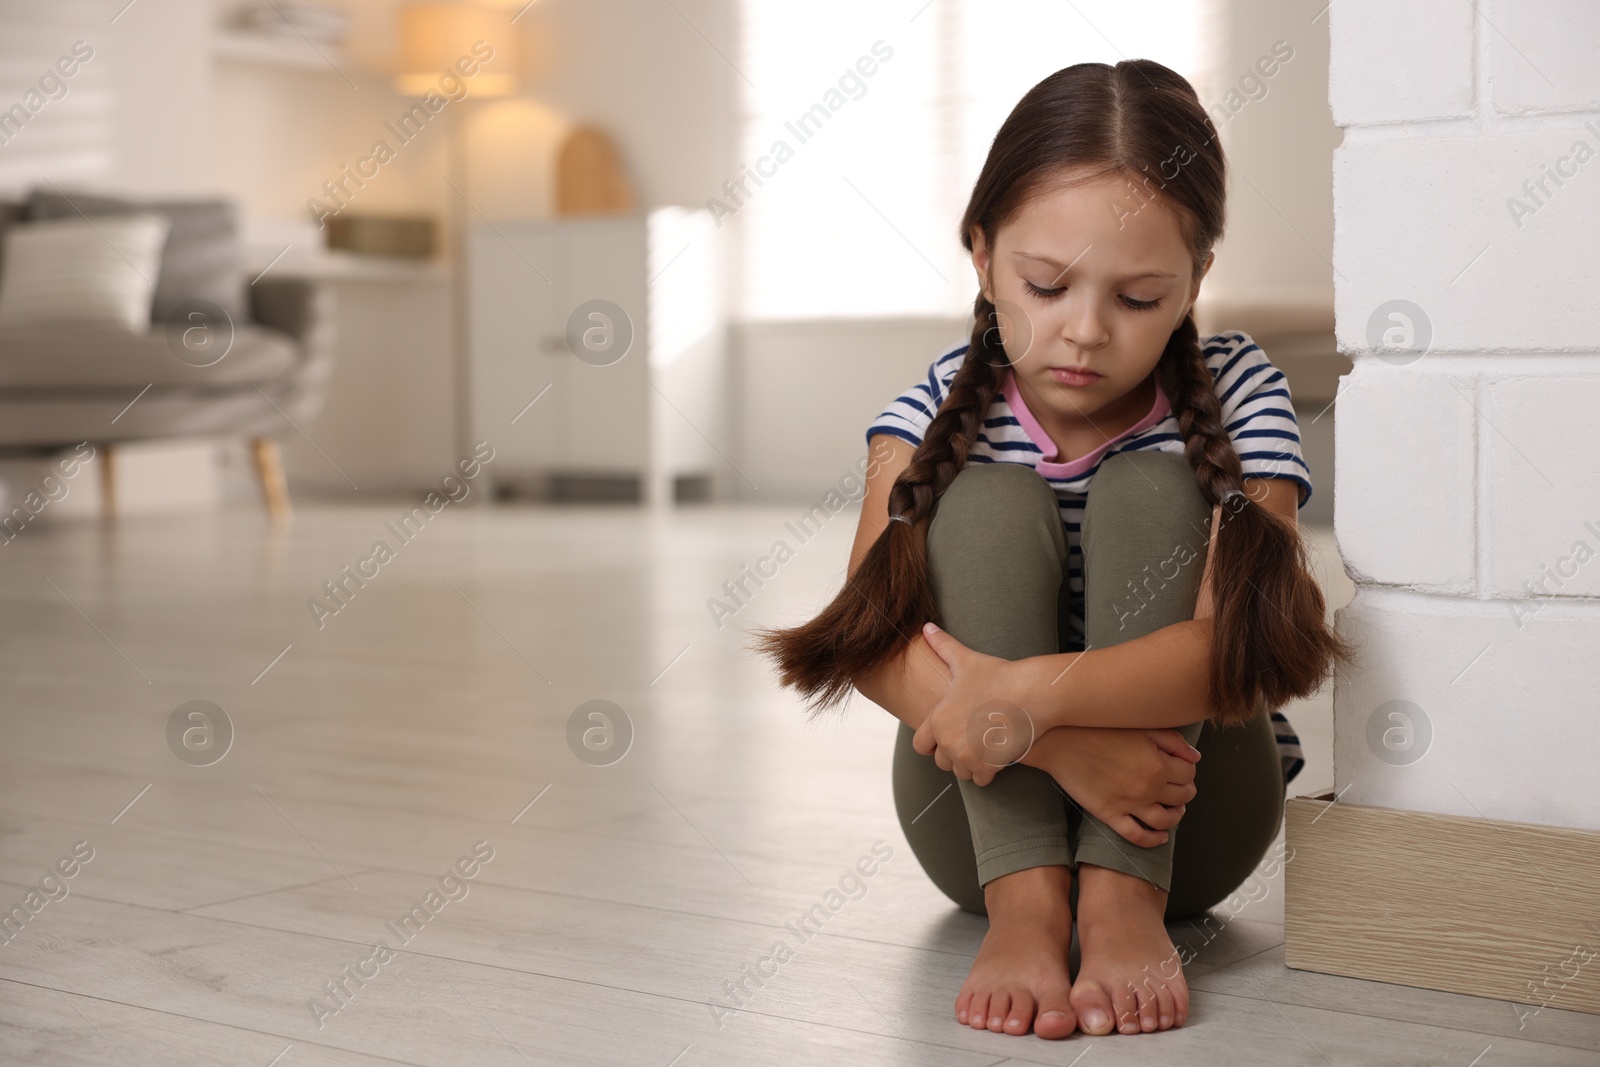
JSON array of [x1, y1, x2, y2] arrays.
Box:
[[393, 3, 524, 484]]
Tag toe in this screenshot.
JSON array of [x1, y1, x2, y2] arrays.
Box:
[[1111, 981, 1141, 1034], [1003, 990, 1034, 1035], [1136, 980, 1161, 1033], [955, 987, 974, 1026], [1069, 978, 1116, 1036], [1034, 982, 1076, 1040], [986, 991, 1011, 1032], [1154, 980, 1176, 1030], [967, 992, 991, 1031]]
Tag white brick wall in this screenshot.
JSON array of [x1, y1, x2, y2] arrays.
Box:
[[1329, 0, 1600, 830], [1332, 125, 1600, 352], [1333, 364, 1476, 590], [1332, 588, 1600, 829], [1489, 1, 1600, 115], [1487, 376, 1600, 600], [1328, 0, 1474, 125]]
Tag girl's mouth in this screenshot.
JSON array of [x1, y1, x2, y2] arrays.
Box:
[[1048, 367, 1101, 387]]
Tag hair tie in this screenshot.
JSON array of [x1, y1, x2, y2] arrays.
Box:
[[888, 513, 913, 525], [1221, 488, 1246, 505]]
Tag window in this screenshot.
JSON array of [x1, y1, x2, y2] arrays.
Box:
[[734, 0, 1215, 320]]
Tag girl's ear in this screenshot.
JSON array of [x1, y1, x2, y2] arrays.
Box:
[[969, 226, 994, 302], [1180, 250, 1215, 321], [1191, 251, 1215, 303]]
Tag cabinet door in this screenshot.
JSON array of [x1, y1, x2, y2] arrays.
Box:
[[468, 223, 561, 476], [469, 218, 649, 479], [551, 218, 648, 472]]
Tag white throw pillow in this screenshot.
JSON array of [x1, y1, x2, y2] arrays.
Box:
[[0, 213, 171, 332]]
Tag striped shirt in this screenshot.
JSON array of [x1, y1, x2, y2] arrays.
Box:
[[865, 330, 1312, 655]]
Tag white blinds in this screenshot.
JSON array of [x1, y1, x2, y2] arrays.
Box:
[[734, 0, 1216, 320], [0, 0, 114, 196]]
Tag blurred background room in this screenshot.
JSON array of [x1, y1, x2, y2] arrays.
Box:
[[0, 0, 1344, 518], [0, 0, 1351, 762], [34, 0, 1596, 1062]]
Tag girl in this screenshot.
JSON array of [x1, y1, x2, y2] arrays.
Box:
[[752, 59, 1352, 1040]]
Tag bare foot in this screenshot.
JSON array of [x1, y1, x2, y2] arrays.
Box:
[[954, 865, 1077, 1039], [1069, 863, 1188, 1035]]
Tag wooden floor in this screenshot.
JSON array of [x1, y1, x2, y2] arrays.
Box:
[[1, 502, 1595, 1066]]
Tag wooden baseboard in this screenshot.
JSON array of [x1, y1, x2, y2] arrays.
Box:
[[1285, 794, 1600, 1016]]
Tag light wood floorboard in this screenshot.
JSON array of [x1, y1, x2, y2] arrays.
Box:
[[0, 504, 1591, 1065]]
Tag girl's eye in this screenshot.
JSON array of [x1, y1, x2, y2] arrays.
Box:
[[1023, 280, 1162, 313]]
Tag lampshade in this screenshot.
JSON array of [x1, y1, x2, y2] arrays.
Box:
[[395, 4, 522, 98]]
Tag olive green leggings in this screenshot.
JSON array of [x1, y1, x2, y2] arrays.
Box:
[[891, 454, 1285, 922]]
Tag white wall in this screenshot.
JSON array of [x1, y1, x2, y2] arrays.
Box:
[[733, 317, 969, 503], [1204, 0, 1339, 308], [1329, 0, 1600, 830], [106, 0, 212, 195]]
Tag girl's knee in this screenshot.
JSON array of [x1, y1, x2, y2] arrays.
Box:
[[929, 463, 1064, 559], [1093, 451, 1199, 497], [1083, 451, 1209, 535], [943, 461, 1058, 510]]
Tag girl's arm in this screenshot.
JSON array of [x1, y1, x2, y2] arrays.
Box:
[[846, 436, 955, 719], [1005, 617, 1217, 729]]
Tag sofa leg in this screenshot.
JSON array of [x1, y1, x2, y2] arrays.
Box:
[[100, 444, 115, 519], [251, 437, 291, 521]]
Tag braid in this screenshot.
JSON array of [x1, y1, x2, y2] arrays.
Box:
[[1159, 313, 1355, 725], [1158, 315, 1246, 506], [746, 293, 1006, 715], [887, 294, 1008, 528]]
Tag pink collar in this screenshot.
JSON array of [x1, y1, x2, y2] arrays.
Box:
[[1001, 366, 1172, 479]]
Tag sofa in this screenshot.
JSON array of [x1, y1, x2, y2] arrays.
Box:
[[0, 191, 334, 519]]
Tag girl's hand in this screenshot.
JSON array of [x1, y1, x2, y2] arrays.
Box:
[[912, 622, 1035, 785], [1026, 727, 1201, 847]]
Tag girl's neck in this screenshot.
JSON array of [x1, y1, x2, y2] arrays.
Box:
[[1010, 367, 1162, 464]]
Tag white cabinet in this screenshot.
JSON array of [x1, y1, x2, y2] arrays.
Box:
[[466, 209, 726, 505]]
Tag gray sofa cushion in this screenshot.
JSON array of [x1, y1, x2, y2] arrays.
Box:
[[0, 323, 297, 389], [0, 384, 320, 448], [24, 190, 247, 326]]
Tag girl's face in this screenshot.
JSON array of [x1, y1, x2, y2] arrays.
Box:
[[970, 169, 1212, 432]]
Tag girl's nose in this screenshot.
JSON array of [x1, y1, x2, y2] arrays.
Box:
[[1060, 292, 1111, 350]]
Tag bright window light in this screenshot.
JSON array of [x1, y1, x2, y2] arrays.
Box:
[[734, 0, 1214, 320]]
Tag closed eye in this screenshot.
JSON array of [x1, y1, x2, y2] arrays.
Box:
[[1024, 280, 1162, 311]]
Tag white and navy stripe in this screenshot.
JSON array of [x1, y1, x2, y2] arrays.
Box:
[[1273, 710, 1305, 784]]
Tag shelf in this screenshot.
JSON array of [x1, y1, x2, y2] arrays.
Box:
[[212, 29, 347, 71], [247, 249, 453, 283]]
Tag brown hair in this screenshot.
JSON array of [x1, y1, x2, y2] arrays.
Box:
[[750, 59, 1354, 728]]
